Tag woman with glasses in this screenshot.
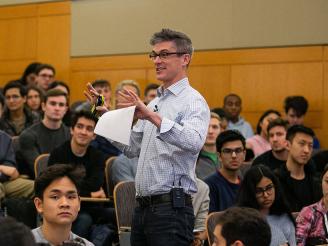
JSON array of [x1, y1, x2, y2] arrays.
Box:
[[236, 165, 296, 246], [296, 164, 328, 246]]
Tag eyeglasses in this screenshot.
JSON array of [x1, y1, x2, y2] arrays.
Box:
[[149, 51, 185, 61], [221, 147, 244, 156], [255, 183, 274, 197], [39, 74, 54, 79]]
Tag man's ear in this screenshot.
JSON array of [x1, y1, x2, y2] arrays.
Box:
[[34, 197, 43, 214], [286, 140, 291, 151], [231, 240, 244, 246]]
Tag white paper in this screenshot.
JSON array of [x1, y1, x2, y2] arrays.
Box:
[[94, 106, 136, 145]]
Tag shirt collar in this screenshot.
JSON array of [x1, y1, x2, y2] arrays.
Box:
[[157, 77, 189, 97]]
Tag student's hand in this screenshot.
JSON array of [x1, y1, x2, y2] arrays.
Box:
[[116, 89, 151, 120], [90, 187, 106, 198]]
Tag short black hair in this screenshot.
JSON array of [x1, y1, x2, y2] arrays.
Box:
[[267, 118, 289, 134], [34, 164, 84, 199], [214, 207, 271, 246], [284, 96, 308, 116], [35, 63, 56, 76], [3, 80, 26, 97], [223, 93, 242, 105], [43, 89, 67, 103], [0, 217, 36, 245], [256, 109, 281, 134], [48, 81, 70, 95], [216, 130, 245, 152], [71, 110, 98, 128], [144, 83, 159, 96], [286, 125, 314, 142], [0, 92, 4, 107], [92, 79, 111, 91], [211, 107, 227, 120]]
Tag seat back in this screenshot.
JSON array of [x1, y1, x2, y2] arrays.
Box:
[[34, 153, 50, 178], [113, 181, 136, 230], [206, 211, 223, 246], [105, 156, 117, 197]]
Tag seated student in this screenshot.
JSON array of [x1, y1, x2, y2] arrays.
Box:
[[205, 130, 246, 213], [212, 207, 271, 246], [275, 125, 321, 212], [236, 165, 296, 246], [211, 107, 228, 132], [143, 83, 159, 105], [0, 217, 36, 246], [20, 62, 41, 87], [32, 164, 93, 245], [110, 154, 138, 186], [223, 93, 254, 139], [34, 64, 55, 91], [26, 85, 44, 119], [252, 118, 289, 171], [0, 130, 34, 200], [196, 112, 221, 180], [246, 110, 281, 157], [296, 164, 328, 246]]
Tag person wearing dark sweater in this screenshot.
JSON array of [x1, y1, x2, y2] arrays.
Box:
[[19, 89, 70, 178], [205, 130, 246, 213], [275, 125, 321, 212], [253, 118, 289, 172], [48, 111, 113, 241]]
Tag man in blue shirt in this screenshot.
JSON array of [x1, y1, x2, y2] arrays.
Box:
[[86, 28, 210, 246], [205, 130, 246, 213]]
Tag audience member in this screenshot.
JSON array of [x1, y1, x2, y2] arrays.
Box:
[[143, 83, 159, 105], [275, 125, 321, 212], [196, 112, 221, 180], [49, 81, 72, 126], [32, 164, 93, 245], [35, 64, 55, 91], [0, 217, 36, 246], [212, 207, 271, 246], [205, 130, 245, 213], [284, 95, 320, 149], [246, 110, 281, 157], [0, 91, 5, 118], [252, 118, 289, 171], [296, 164, 328, 246], [192, 178, 209, 246], [0, 81, 39, 136], [20, 62, 41, 87], [223, 93, 254, 139], [26, 85, 44, 118], [237, 165, 296, 246], [114, 79, 140, 109], [19, 89, 70, 178], [110, 155, 138, 186], [211, 107, 228, 131], [48, 111, 114, 240], [0, 130, 34, 200], [311, 150, 328, 175]]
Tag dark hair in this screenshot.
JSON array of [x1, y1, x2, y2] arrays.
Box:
[[0, 91, 4, 107], [223, 93, 242, 105], [3, 80, 26, 97], [216, 130, 246, 152], [286, 125, 314, 142], [35, 64, 56, 76], [284, 96, 308, 116], [21, 62, 41, 85], [92, 79, 111, 91], [43, 89, 67, 103], [267, 118, 289, 135], [71, 110, 98, 128], [211, 107, 227, 120], [236, 165, 294, 221], [256, 109, 281, 135], [27, 85, 44, 100], [0, 217, 36, 245], [150, 28, 193, 56], [48, 81, 70, 95], [214, 207, 271, 246], [144, 83, 159, 96], [34, 164, 83, 199]]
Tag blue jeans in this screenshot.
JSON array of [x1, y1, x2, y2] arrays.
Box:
[[130, 202, 195, 246]]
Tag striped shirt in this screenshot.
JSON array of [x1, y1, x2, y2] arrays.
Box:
[[117, 77, 210, 196]]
